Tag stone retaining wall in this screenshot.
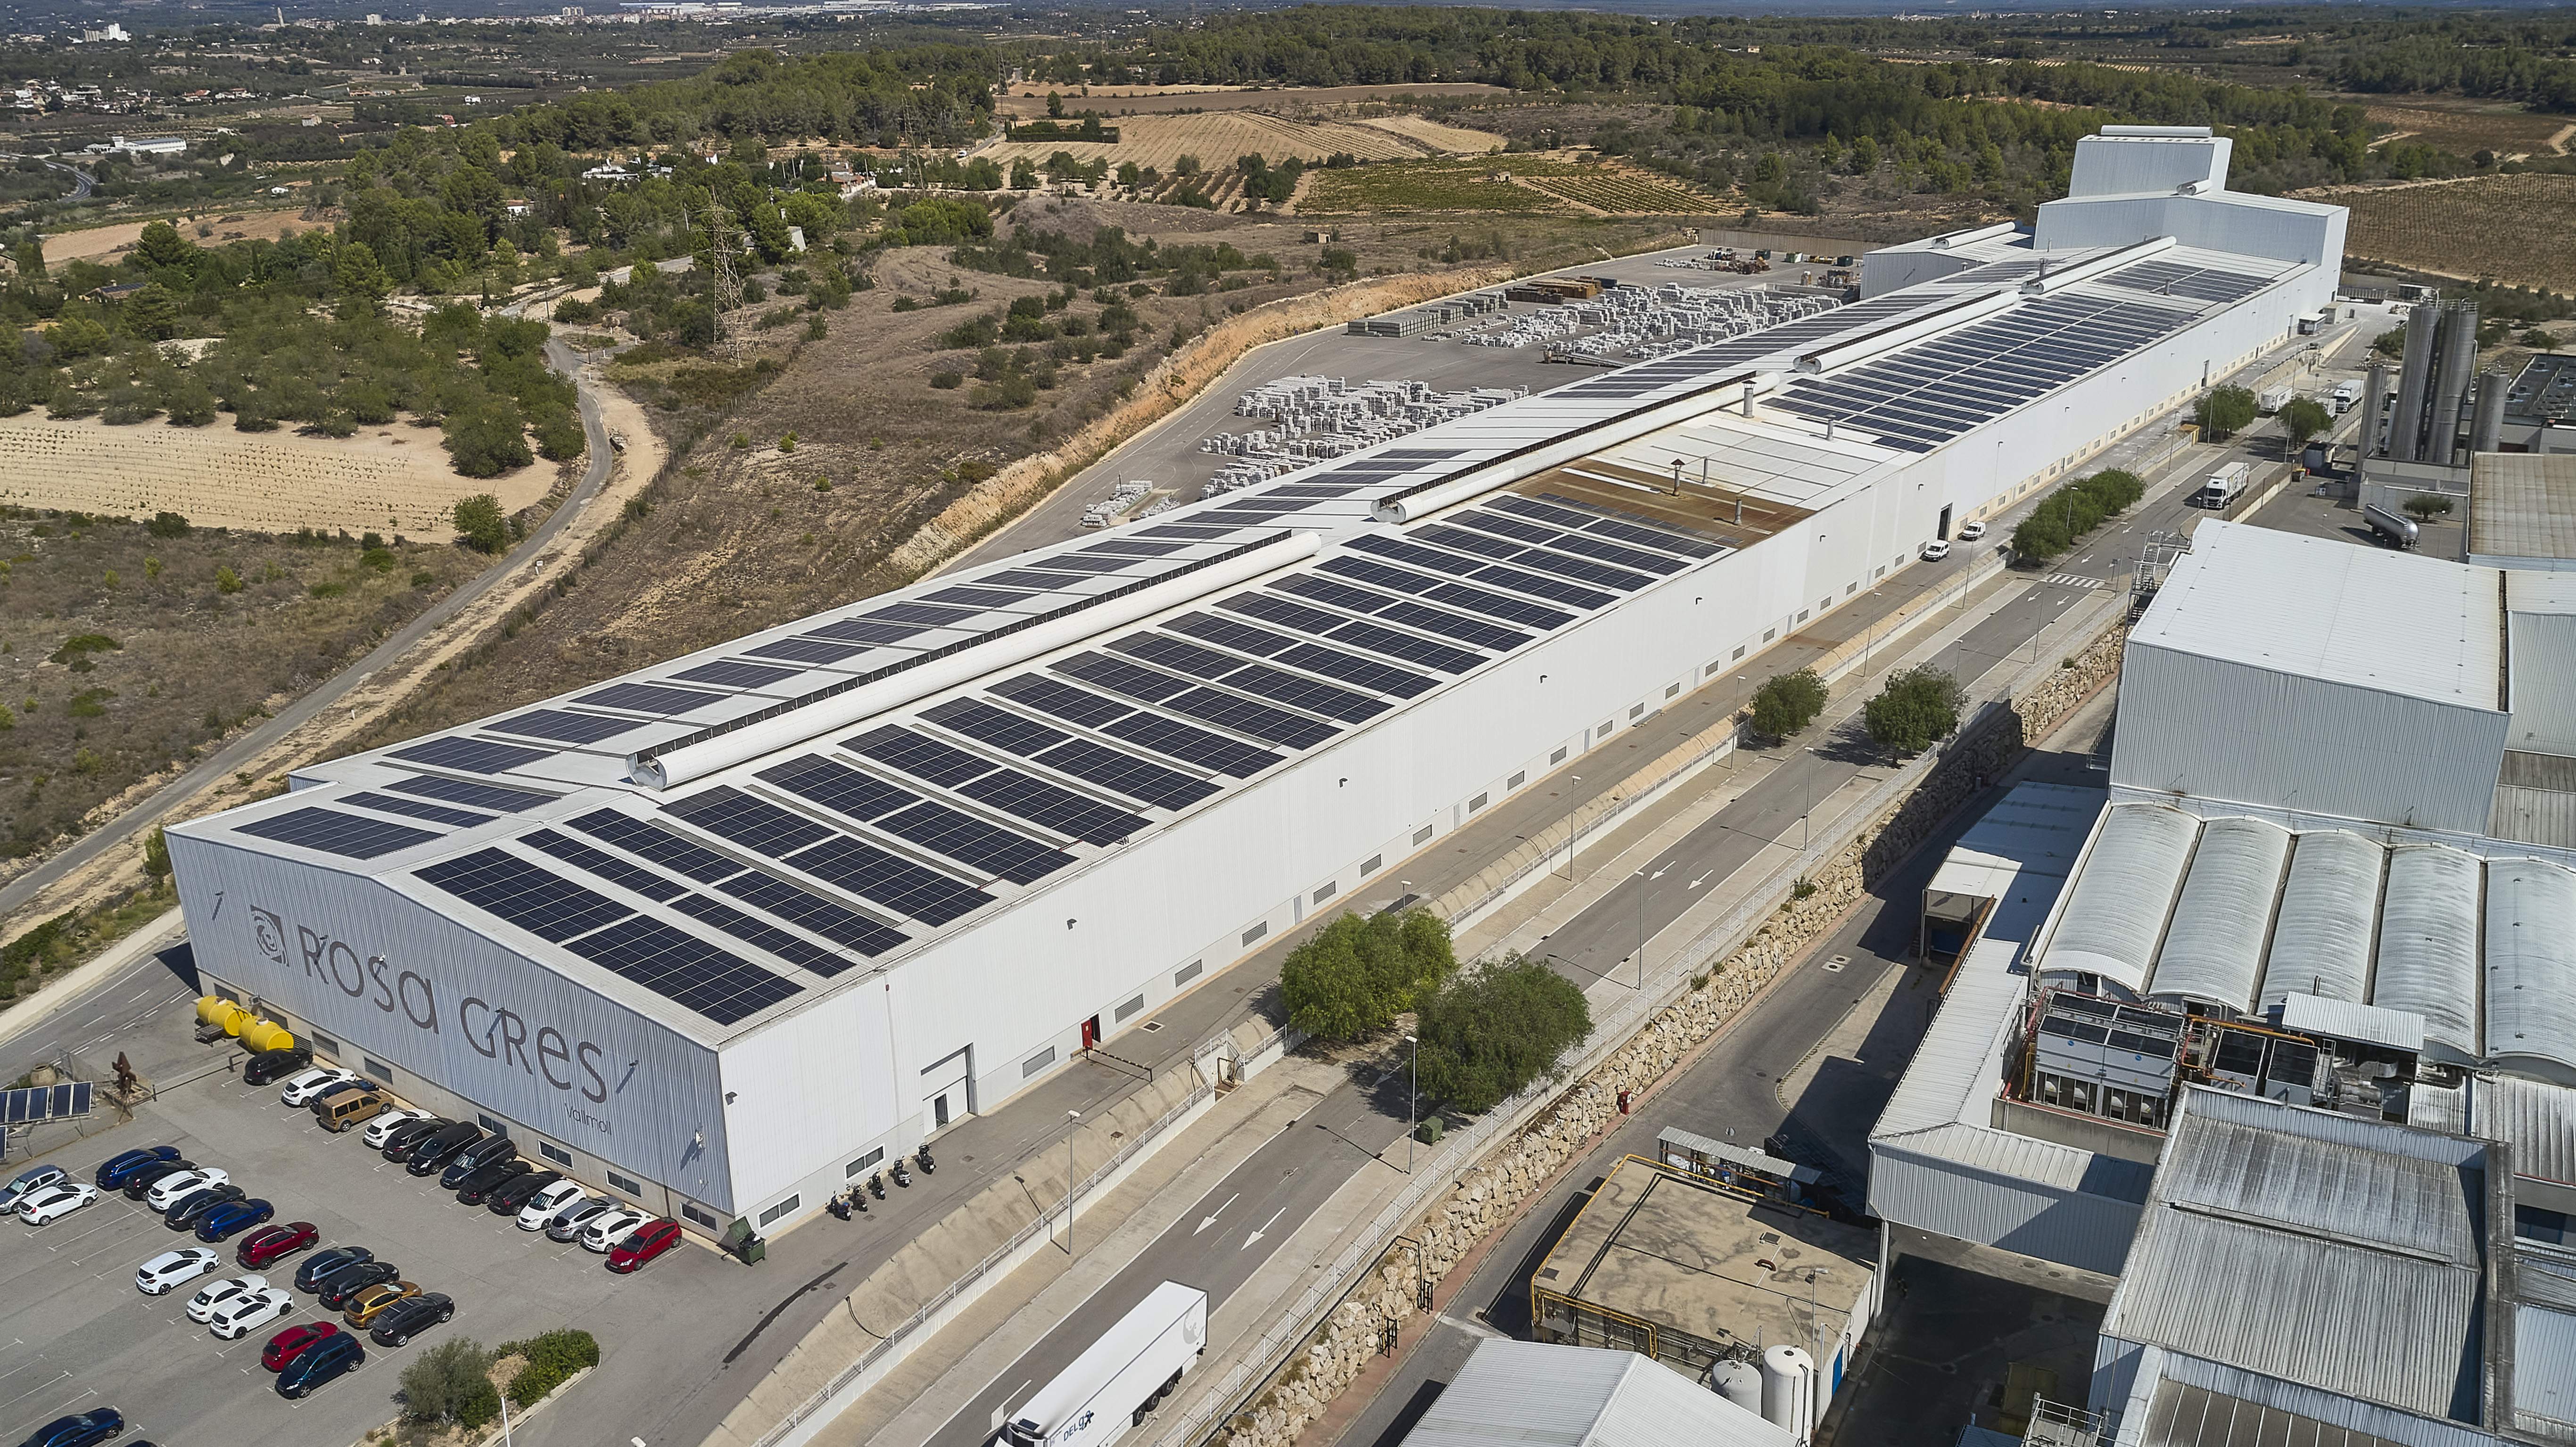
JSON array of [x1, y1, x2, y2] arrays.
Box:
[[1209, 615, 2128, 1447]]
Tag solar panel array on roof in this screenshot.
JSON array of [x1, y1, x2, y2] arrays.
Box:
[[568, 809, 741, 882], [580, 682, 727, 716], [785, 835, 991, 925], [238, 806, 439, 859], [847, 725, 1147, 846], [523, 826, 686, 901], [1344, 533, 1618, 610], [2100, 257, 2270, 304], [388, 736, 554, 774], [389, 774, 553, 813], [671, 658, 801, 689], [1769, 292, 2198, 452], [561, 915, 803, 1025], [493, 708, 642, 745], [1498, 493, 1729, 559], [417, 848, 633, 942], [664, 786, 834, 856], [549, 812, 913, 959], [669, 892, 854, 977], [342, 791, 494, 829]]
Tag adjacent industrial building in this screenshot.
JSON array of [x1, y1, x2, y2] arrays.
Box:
[[167, 125, 2345, 1237], [1394, 1338, 1792, 1447]]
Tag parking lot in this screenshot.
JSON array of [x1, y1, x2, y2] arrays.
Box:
[[0, 1036, 733, 1446]]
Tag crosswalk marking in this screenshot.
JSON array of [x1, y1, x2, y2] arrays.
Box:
[[2039, 573, 2102, 590]]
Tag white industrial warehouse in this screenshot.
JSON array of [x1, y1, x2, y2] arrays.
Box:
[[167, 125, 2345, 1237]]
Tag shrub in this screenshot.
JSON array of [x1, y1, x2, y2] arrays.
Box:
[[2404, 493, 2456, 523], [500, 1328, 600, 1407], [1414, 955, 1592, 1114], [2009, 469, 2144, 565], [446, 403, 533, 477], [215, 565, 243, 594], [361, 547, 396, 571], [2195, 384, 2257, 441], [400, 1338, 500, 1427], [1280, 909, 1457, 1042], [453, 494, 510, 554], [1862, 664, 1964, 757], [929, 370, 963, 389], [142, 825, 168, 880], [50, 633, 120, 664], [1747, 667, 1827, 740]]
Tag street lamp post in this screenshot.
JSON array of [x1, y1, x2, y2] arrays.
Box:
[[1404, 1034, 1419, 1173], [1061, 1109, 1082, 1254]]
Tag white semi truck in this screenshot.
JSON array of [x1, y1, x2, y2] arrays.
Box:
[[2193, 461, 2252, 510], [1005, 1281, 1209, 1447]]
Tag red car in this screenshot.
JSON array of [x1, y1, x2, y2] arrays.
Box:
[[607, 1218, 682, 1273], [261, 1320, 341, 1372], [238, 1221, 320, 1269]]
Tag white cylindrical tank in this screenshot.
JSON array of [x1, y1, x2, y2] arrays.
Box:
[[1712, 1357, 1764, 1416], [1760, 1345, 1814, 1440]]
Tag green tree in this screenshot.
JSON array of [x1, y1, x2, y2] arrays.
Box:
[[2404, 493, 2456, 524], [1414, 955, 1592, 1114], [2526, 328, 2562, 352], [1862, 665, 1964, 758], [400, 1338, 501, 1428], [147, 510, 190, 539], [2279, 396, 2332, 453], [1280, 909, 1457, 1042], [121, 283, 181, 341], [133, 220, 195, 270], [2196, 385, 2257, 441], [331, 241, 393, 321], [446, 403, 533, 478], [452, 493, 510, 553], [1747, 667, 1828, 740], [2010, 469, 2145, 565], [2372, 327, 2405, 358], [142, 825, 169, 880]]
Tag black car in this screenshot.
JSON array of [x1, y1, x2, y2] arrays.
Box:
[[295, 1244, 375, 1294], [120, 1158, 197, 1200], [275, 1332, 363, 1398], [405, 1124, 482, 1176], [94, 1145, 181, 1190], [486, 1169, 564, 1215], [315, 1258, 401, 1309], [451, 1159, 530, 1205], [241, 1045, 314, 1086], [378, 1117, 450, 1162], [164, 1182, 247, 1229], [367, 1291, 455, 1347], [439, 1134, 518, 1187]]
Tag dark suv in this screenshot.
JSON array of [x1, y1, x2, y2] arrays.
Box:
[[404, 1123, 483, 1176], [486, 1169, 564, 1215], [242, 1045, 314, 1086], [378, 1118, 450, 1162], [438, 1134, 518, 1189], [451, 1159, 530, 1205]]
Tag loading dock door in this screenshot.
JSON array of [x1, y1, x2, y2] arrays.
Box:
[[920, 1046, 971, 1134], [1937, 504, 1953, 541]]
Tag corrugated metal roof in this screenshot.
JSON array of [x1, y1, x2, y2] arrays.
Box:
[[2472, 1072, 2576, 1184], [2485, 857, 2576, 1084], [2138, 1380, 2411, 1447], [2472, 453, 2576, 564], [2157, 1116, 2478, 1264], [2131, 520, 2503, 711], [1396, 1335, 1793, 1447], [2150, 816, 2290, 1013], [1873, 937, 2029, 1139], [2256, 830, 2384, 1009], [2045, 804, 2201, 994], [2516, 1304, 2576, 1429], [2507, 610, 2576, 758], [2374, 844, 2485, 1062], [2276, 993, 2424, 1055]]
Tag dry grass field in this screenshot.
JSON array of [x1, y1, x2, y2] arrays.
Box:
[[995, 82, 1509, 120], [986, 110, 1485, 174], [0, 414, 555, 534], [1302, 153, 1728, 216], [2318, 173, 2576, 293], [2361, 101, 2573, 160], [38, 207, 317, 266]]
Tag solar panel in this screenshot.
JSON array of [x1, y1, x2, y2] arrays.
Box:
[[1057, 652, 1193, 704], [521, 827, 688, 901], [865, 601, 978, 627], [1347, 536, 1617, 609], [749, 754, 914, 823], [578, 682, 727, 715], [875, 800, 1073, 884], [925, 584, 1033, 609], [717, 872, 910, 956], [785, 835, 993, 926], [1214, 663, 1387, 722], [0, 1082, 92, 1126], [1319, 555, 1445, 598], [1139, 524, 1238, 540], [491, 708, 644, 745], [1081, 539, 1184, 557], [1031, 736, 1219, 810], [561, 916, 802, 1026], [238, 806, 439, 859], [1159, 685, 1346, 747], [388, 736, 554, 774], [809, 618, 931, 646], [389, 775, 553, 813], [1272, 574, 1396, 616], [1101, 711, 1281, 778], [1373, 599, 1532, 652], [342, 791, 494, 829], [1272, 641, 1437, 696], [670, 893, 855, 977], [956, 769, 1148, 846], [747, 635, 872, 665], [671, 658, 802, 689], [1165, 612, 1297, 658], [977, 567, 1091, 588], [663, 786, 834, 856], [919, 697, 1073, 756], [1013, 553, 1139, 575], [1225, 589, 1357, 632], [842, 727, 996, 789], [991, 673, 1136, 730], [416, 848, 634, 942], [1423, 580, 1575, 630], [1112, 633, 1243, 681], [1315, 620, 1479, 674], [567, 809, 743, 883]]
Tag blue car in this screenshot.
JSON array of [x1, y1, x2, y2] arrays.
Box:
[[194, 1198, 275, 1243], [94, 1146, 180, 1190], [276, 1332, 363, 1398], [0, 1164, 65, 1211], [14, 1408, 123, 1447]]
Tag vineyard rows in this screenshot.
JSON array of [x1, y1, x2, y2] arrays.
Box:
[[2328, 173, 2576, 295]]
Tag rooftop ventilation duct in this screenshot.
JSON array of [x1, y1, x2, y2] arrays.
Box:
[[1928, 220, 2019, 251]]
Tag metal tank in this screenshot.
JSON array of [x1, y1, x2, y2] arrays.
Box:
[[2472, 369, 2510, 455], [2392, 302, 2438, 459], [2427, 302, 2480, 463], [1761, 1345, 1815, 1440], [2364, 361, 2391, 455], [1712, 1356, 1765, 1417]]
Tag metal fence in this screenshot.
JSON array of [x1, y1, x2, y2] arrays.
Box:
[[750, 1072, 1216, 1447], [1140, 590, 2127, 1447]]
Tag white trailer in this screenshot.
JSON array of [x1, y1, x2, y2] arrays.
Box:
[[2257, 384, 2293, 415], [2329, 379, 2361, 415], [2193, 461, 2252, 510], [1005, 1281, 1209, 1447]]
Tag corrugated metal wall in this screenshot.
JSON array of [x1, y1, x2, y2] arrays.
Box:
[[2373, 845, 2485, 1064], [2046, 804, 2201, 994], [2256, 830, 2386, 1009], [2149, 817, 2291, 1013]]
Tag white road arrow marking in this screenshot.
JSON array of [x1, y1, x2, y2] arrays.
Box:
[[1689, 872, 1710, 890], [1243, 1204, 1288, 1250], [1195, 1192, 1238, 1235]]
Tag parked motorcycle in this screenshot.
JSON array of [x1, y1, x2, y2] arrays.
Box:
[[892, 1161, 913, 1188], [828, 1192, 852, 1221], [867, 1172, 885, 1199], [915, 1149, 935, 1176]]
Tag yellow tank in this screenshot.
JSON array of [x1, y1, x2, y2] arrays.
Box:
[[240, 1019, 296, 1054], [194, 995, 234, 1026]]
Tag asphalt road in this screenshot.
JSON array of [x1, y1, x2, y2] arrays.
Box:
[[0, 337, 618, 926]]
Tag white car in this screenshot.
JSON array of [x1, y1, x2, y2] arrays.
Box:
[[279, 1067, 360, 1107], [136, 1246, 222, 1294], [517, 1179, 589, 1231], [185, 1273, 269, 1324], [145, 1167, 232, 1211], [1921, 539, 1952, 561], [16, 1183, 99, 1225], [1958, 520, 1987, 541], [581, 1206, 652, 1252], [206, 1284, 295, 1340], [362, 1108, 434, 1148]]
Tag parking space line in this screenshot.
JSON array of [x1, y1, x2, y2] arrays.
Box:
[[0, 1376, 80, 1414]]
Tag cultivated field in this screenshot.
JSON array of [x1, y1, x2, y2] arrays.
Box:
[[0, 415, 554, 535], [2360, 101, 2573, 160], [2319, 173, 2576, 293], [984, 110, 1486, 174], [1519, 163, 1731, 215], [38, 207, 316, 266], [1302, 154, 1728, 216], [995, 82, 1509, 119], [1354, 114, 1508, 155]]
